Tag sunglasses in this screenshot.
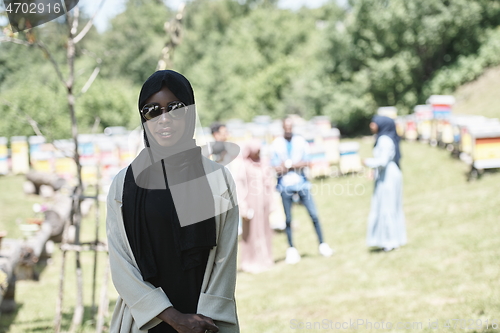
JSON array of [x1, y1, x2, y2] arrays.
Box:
[[141, 101, 188, 121]]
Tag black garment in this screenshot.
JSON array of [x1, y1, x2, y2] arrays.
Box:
[[145, 188, 210, 333], [122, 158, 216, 281]]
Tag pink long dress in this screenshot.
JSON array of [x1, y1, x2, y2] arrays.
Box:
[[235, 141, 275, 274]]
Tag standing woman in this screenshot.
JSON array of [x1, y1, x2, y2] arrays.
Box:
[[364, 115, 406, 252], [106, 70, 239, 333], [235, 140, 275, 274]]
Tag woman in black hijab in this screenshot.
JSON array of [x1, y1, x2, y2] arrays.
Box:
[[106, 70, 239, 333], [364, 115, 407, 252]]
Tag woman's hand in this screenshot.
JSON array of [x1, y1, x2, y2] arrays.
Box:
[[158, 307, 219, 333], [172, 313, 219, 333]]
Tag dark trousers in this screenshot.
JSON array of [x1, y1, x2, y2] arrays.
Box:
[[281, 187, 324, 248]]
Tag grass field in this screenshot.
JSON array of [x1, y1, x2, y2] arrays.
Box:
[[0, 138, 499, 332]]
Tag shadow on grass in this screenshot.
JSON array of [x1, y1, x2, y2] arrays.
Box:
[[274, 253, 313, 264], [58, 304, 109, 332], [1, 301, 117, 333], [0, 303, 24, 332], [368, 246, 403, 254]]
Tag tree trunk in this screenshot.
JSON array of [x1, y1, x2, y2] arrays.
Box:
[[0, 239, 22, 314]]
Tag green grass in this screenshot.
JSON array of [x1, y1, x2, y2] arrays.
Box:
[[236, 139, 500, 333], [0, 175, 44, 239], [0, 139, 499, 332], [0, 179, 117, 333]]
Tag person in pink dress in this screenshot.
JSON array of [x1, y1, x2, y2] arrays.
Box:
[[235, 140, 275, 274]]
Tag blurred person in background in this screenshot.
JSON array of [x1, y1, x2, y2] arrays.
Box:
[[210, 122, 229, 164], [106, 70, 239, 333], [235, 139, 275, 274], [364, 115, 406, 252], [271, 117, 334, 264]]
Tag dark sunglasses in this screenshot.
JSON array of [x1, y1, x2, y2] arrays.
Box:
[[141, 101, 188, 121]]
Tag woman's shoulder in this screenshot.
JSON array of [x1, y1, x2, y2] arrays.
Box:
[[107, 166, 129, 202]]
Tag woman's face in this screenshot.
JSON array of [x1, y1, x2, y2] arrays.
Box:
[[144, 86, 186, 147], [369, 122, 378, 134]]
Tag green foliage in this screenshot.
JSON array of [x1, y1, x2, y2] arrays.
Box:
[[96, 1, 171, 83], [76, 77, 138, 132], [0, 65, 70, 140], [425, 27, 500, 95], [296, 0, 500, 133], [175, 3, 321, 125]]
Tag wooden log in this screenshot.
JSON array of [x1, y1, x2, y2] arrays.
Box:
[[16, 222, 53, 281], [44, 194, 72, 243], [0, 239, 22, 314], [59, 242, 108, 253], [26, 171, 66, 195]]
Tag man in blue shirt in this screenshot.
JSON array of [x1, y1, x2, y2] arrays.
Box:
[[271, 117, 334, 264]]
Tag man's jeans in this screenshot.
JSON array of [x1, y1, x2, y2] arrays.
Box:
[[281, 187, 324, 248]]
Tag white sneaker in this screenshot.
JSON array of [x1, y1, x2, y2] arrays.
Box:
[[319, 243, 334, 257], [285, 247, 301, 264]]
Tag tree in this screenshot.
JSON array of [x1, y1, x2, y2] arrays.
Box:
[[1, 2, 109, 331]]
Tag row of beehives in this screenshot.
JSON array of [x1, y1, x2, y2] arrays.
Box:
[[394, 95, 500, 179], [0, 115, 343, 187], [0, 130, 138, 189], [9, 96, 496, 186], [224, 115, 353, 178]]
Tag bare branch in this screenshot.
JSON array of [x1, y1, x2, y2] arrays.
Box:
[[78, 49, 103, 96], [70, 6, 80, 37], [25, 115, 44, 137], [80, 66, 101, 94], [0, 36, 33, 46], [1, 99, 44, 137], [35, 41, 68, 87], [73, 0, 107, 44]]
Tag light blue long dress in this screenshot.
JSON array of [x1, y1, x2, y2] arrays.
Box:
[[365, 135, 406, 250]]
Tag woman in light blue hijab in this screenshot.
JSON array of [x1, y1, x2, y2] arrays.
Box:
[[364, 115, 406, 251]]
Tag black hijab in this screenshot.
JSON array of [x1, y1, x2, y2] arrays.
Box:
[[122, 70, 216, 282], [372, 115, 401, 168]]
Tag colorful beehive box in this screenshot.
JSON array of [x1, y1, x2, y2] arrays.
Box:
[[11, 136, 29, 174], [323, 128, 340, 165], [305, 135, 330, 178], [404, 115, 418, 141], [339, 141, 362, 174], [427, 95, 455, 146], [29, 136, 54, 173], [0, 137, 8, 175], [414, 105, 433, 141], [53, 139, 77, 180], [468, 120, 500, 170], [78, 134, 98, 185]]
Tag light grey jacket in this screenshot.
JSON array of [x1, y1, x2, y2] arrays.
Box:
[[106, 157, 239, 332]]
